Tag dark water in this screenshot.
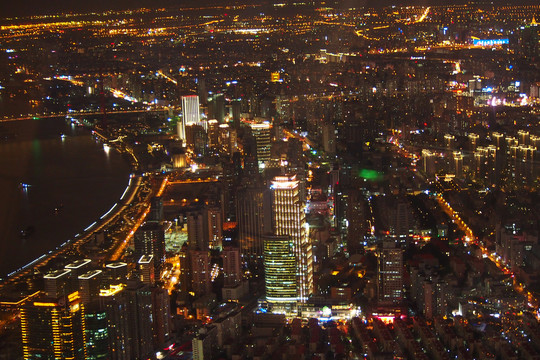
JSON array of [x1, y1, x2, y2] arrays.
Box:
[[0, 117, 130, 277]]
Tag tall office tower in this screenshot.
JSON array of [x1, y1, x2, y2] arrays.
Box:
[[138, 255, 155, 286], [84, 305, 110, 359], [468, 133, 479, 151], [208, 92, 225, 123], [43, 269, 71, 298], [250, 123, 271, 171], [180, 95, 200, 142], [187, 212, 206, 250], [232, 100, 241, 129], [271, 174, 313, 303], [178, 244, 191, 294], [182, 95, 200, 125], [190, 250, 212, 297], [206, 207, 223, 250], [151, 287, 171, 347], [218, 123, 231, 155], [377, 240, 403, 306], [78, 269, 103, 304], [263, 234, 297, 308], [148, 196, 163, 223], [207, 119, 219, 149], [20, 293, 87, 359], [197, 78, 207, 105], [346, 190, 367, 254], [222, 246, 242, 287], [185, 123, 207, 154], [99, 284, 131, 360], [134, 222, 165, 276], [444, 134, 455, 150], [389, 197, 414, 244], [237, 186, 269, 262], [125, 283, 154, 360], [104, 262, 128, 285], [422, 149, 436, 176]]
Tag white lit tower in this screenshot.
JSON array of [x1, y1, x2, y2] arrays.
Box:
[[179, 95, 200, 143], [270, 175, 313, 303]]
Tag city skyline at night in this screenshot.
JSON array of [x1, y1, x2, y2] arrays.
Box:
[[0, 0, 539, 358]]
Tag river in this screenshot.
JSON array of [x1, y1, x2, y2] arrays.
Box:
[[0, 117, 131, 277]]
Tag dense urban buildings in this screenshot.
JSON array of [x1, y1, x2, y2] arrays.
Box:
[[0, 1, 539, 359]]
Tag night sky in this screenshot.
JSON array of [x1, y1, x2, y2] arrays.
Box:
[[0, 0, 537, 18]]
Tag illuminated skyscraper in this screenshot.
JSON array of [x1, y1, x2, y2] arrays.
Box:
[[138, 255, 155, 286], [179, 95, 200, 142], [263, 234, 297, 307], [182, 95, 200, 125], [134, 222, 165, 276], [20, 293, 87, 359], [250, 123, 271, 171], [377, 240, 403, 306], [270, 174, 313, 304]]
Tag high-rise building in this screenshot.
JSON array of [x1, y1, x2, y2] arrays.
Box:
[[422, 149, 436, 176], [468, 133, 479, 151], [84, 305, 110, 360], [151, 287, 171, 348], [453, 151, 463, 179], [208, 92, 225, 123], [20, 293, 87, 360], [190, 250, 212, 297], [104, 262, 128, 285], [43, 269, 71, 298], [236, 186, 269, 261], [148, 197, 163, 223], [444, 134, 455, 149], [270, 174, 313, 303], [134, 222, 165, 276], [125, 283, 154, 360], [99, 284, 131, 360], [377, 240, 403, 306], [78, 269, 103, 304], [207, 119, 219, 149], [250, 123, 271, 171], [138, 255, 155, 286], [182, 95, 200, 125], [263, 234, 297, 307], [222, 246, 242, 287], [187, 212, 206, 250], [206, 207, 223, 250], [180, 95, 200, 142], [346, 190, 367, 254]]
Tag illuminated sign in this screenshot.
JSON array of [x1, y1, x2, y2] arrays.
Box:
[[473, 39, 509, 47]]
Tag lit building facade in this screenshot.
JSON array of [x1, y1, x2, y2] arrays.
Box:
[[180, 95, 200, 142], [20, 293, 87, 360], [377, 240, 403, 306], [270, 175, 313, 304], [250, 123, 271, 171], [263, 234, 297, 307]]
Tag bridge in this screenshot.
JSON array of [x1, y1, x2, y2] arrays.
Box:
[[0, 108, 168, 123]]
